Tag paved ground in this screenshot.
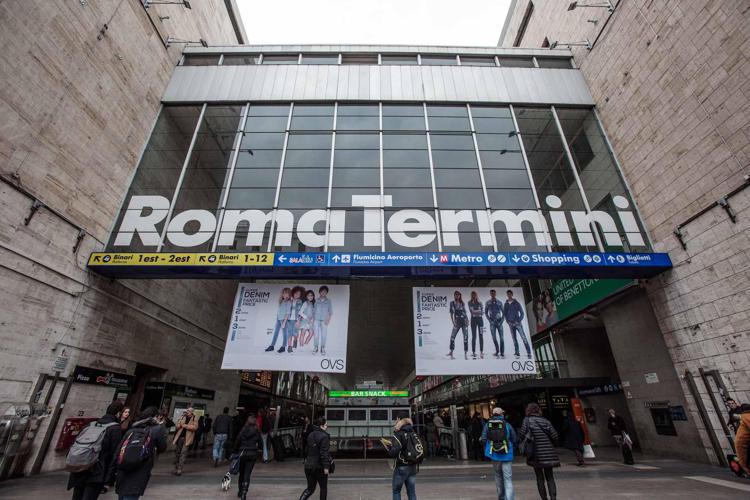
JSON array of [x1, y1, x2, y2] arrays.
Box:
[[2, 447, 748, 499]]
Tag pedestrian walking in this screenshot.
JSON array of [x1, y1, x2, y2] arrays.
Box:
[[191, 414, 205, 456], [607, 409, 634, 465], [66, 401, 124, 500], [481, 407, 516, 500], [114, 406, 168, 500], [119, 407, 132, 432], [561, 411, 585, 466], [172, 406, 198, 475], [470, 412, 484, 461], [733, 406, 750, 475], [258, 408, 273, 462], [299, 417, 332, 500], [384, 417, 424, 500], [232, 415, 261, 500], [520, 403, 559, 500], [202, 413, 212, 449], [212, 406, 233, 467]]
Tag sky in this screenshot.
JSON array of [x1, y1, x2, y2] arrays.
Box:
[[237, 0, 511, 47]]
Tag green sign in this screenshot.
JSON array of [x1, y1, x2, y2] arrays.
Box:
[[552, 278, 632, 321], [329, 390, 409, 398]]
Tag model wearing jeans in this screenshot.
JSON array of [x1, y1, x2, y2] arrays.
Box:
[[267, 288, 291, 352], [503, 290, 532, 358], [485, 290, 505, 358], [447, 291, 469, 359], [468, 292, 484, 359], [313, 286, 333, 355], [298, 290, 316, 349], [286, 286, 305, 353]]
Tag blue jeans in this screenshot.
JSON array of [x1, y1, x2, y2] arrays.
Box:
[[493, 461, 514, 500], [269, 320, 285, 348], [261, 432, 269, 461], [392, 464, 417, 500], [314, 321, 328, 350], [213, 433, 228, 461], [488, 320, 504, 355], [508, 322, 531, 356]]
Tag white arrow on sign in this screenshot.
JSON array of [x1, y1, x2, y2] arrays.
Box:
[[278, 255, 287, 263], [332, 255, 341, 263], [512, 255, 520, 263], [430, 255, 438, 263], [607, 256, 616, 263]]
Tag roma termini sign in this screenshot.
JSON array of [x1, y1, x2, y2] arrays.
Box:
[[113, 194, 647, 250]]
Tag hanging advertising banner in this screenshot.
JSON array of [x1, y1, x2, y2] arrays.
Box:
[[221, 283, 350, 373], [413, 287, 536, 376]]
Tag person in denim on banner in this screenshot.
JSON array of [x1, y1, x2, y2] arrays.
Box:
[[503, 290, 532, 359], [485, 289, 505, 358]]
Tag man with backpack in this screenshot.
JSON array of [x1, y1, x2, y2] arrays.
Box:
[[114, 406, 168, 500], [481, 407, 517, 500], [383, 417, 424, 500], [66, 401, 124, 500]]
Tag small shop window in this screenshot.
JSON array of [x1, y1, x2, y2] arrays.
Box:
[[650, 408, 677, 436]]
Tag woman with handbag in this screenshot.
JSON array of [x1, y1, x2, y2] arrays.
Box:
[[232, 415, 261, 500], [299, 417, 332, 500], [520, 403, 560, 500]]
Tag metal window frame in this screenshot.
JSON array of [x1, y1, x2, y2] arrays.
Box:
[[156, 103, 207, 252], [379, 102, 386, 251], [509, 104, 553, 251], [211, 103, 250, 251], [466, 104, 497, 252], [267, 103, 295, 252], [423, 103, 443, 251], [324, 102, 338, 251], [551, 105, 605, 252]]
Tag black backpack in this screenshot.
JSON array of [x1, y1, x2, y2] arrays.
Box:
[[116, 426, 154, 471], [398, 430, 425, 465], [487, 420, 509, 454]]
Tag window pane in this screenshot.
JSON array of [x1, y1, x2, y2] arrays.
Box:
[[497, 57, 535, 68], [381, 54, 418, 65], [421, 55, 457, 65], [334, 149, 379, 168], [473, 118, 516, 134], [431, 150, 478, 168], [182, 54, 219, 66], [383, 133, 427, 149], [479, 150, 526, 169], [483, 169, 531, 189], [226, 188, 276, 209], [287, 133, 332, 150], [277, 188, 328, 208], [470, 106, 512, 118], [476, 133, 520, 151], [230, 168, 279, 188], [302, 54, 339, 64], [382, 104, 424, 116], [337, 115, 379, 131], [536, 58, 572, 69], [460, 56, 496, 66], [240, 132, 285, 150], [336, 133, 379, 149], [284, 149, 331, 167], [341, 54, 379, 65], [262, 54, 299, 64], [222, 54, 260, 65], [235, 150, 282, 168], [429, 133, 475, 150], [383, 149, 429, 167], [248, 105, 290, 117], [434, 169, 481, 188], [291, 116, 334, 130], [436, 189, 485, 209], [338, 105, 379, 116], [386, 188, 433, 208], [294, 105, 335, 116], [281, 168, 330, 188], [332, 168, 379, 188], [245, 116, 287, 132], [384, 168, 431, 188], [487, 189, 536, 209]]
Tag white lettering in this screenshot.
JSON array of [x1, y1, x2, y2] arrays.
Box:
[[489, 210, 547, 247], [114, 195, 169, 246], [166, 210, 216, 247], [296, 209, 327, 247], [387, 210, 436, 248]]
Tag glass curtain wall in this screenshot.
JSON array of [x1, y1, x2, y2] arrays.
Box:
[[110, 103, 647, 254]]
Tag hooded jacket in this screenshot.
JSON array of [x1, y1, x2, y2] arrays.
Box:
[[481, 416, 516, 462], [388, 423, 419, 466]]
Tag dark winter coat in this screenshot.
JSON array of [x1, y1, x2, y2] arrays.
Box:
[[304, 425, 332, 470], [213, 413, 232, 435], [67, 413, 123, 489], [233, 423, 261, 458], [470, 416, 484, 439], [114, 418, 168, 497], [562, 416, 584, 451], [607, 415, 627, 436], [520, 415, 560, 468]]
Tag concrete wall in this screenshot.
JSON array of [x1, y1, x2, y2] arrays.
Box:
[[0, 0, 243, 473], [501, 0, 750, 463], [601, 290, 706, 462]]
